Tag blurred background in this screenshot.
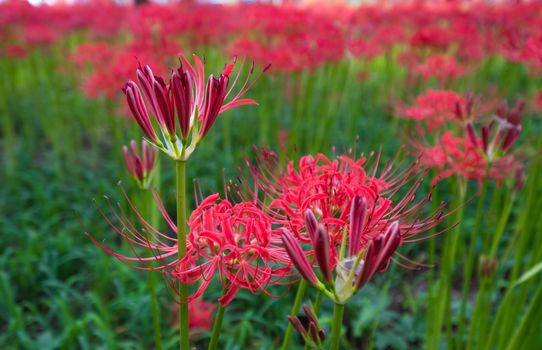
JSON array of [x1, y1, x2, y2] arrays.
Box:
[[1, 0, 541, 349]]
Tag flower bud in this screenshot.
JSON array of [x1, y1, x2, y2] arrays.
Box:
[[479, 255, 497, 278], [280, 228, 320, 287], [348, 196, 367, 257], [304, 209, 319, 243], [314, 224, 332, 282]]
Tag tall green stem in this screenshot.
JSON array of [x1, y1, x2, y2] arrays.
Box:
[[330, 303, 345, 350], [176, 160, 189, 350], [208, 305, 225, 350], [313, 291, 323, 314], [427, 178, 466, 350], [281, 280, 307, 350], [457, 178, 488, 348], [148, 271, 163, 350], [144, 188, 163, 350]]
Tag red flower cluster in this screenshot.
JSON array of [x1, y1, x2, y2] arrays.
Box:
[[409, 91, 525, 184], [232, 149, 447, 303], [3, 2, 542, 100], [399, 90, 465, 131], [122, 54, 267, 160], [86, 147, 447, 306], [175, 194, 290, 306]]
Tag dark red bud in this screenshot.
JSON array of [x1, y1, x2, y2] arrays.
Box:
[[314, 224, 332, 282], [287, 316, 307, 338], [466, 123, 478, 148], [349, 196, 367, 257], [304, 209, 319, 243]]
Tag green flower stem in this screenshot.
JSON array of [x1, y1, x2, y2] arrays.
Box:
[[427, 177, 466, 350], [176, 160, 189, 350], [148, 270, 163, 350], [489, 191, 515, 258], [313, 291, 323, 314], [457, 178, 488, 348], [281, 280, 308, 350], [329, 303, 345, 350], [208, 304, 225, 350], [144, 188, 163, 350]]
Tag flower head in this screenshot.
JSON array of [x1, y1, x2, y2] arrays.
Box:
[[235, 149, 447, 304], [398, 90, 465, 131], [279, 187, 444, 304], [417, 100, 525, 184], [175, 194, 291, 306], [236, 148, 432, 246], [122, 54, 268, 160]]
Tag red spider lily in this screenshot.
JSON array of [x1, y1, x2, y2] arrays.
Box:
[[410, 26, 454, 51], [398, 90, 465, 131], [418, 130, 522, 185], [466, 101, 524, 157], [415, 55, 466, 86], [235, 148, 439, 246], [399, 89, 500, 132], [5, 45, 28, 59], [233, 148, 447, 302], [280, 189, 445, 304], [73, 47, 164, 100], [5, 2, 542, 76], [188, 297, 215, 334], [415, 99, 525, 184], [173, 194, 292, 307], [522, 34, 542, 72], [123, 139, 157, 190], [83, 188, 291, 307], [122, 54, 268, 160]]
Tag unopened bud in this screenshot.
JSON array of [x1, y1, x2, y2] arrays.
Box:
[[479, 255, 497, 278]]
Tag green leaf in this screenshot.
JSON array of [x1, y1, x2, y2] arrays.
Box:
[[514, 261, 542, 286]]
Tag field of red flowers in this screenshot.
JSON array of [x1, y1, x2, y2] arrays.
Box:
[[1, 1, 542, 349]]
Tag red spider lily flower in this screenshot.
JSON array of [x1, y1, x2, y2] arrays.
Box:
[[418, 130, 522, 185], [123, 139, 157, 190], [417, 100, 525, 184], [174, 194, 291, 307], [122, 54, 268, 160], [399, 89, 501, 132], [410, 26, 453, 51], [279, 190, 444, 304], [84, 188, 292, 307], [235, 148, 436, 248], [522, 34, 542, 72], [5, 45, 28, 59], [414, 55, 466, 86], [398, 90, 465, 131], [234, 148, 447, 303]]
